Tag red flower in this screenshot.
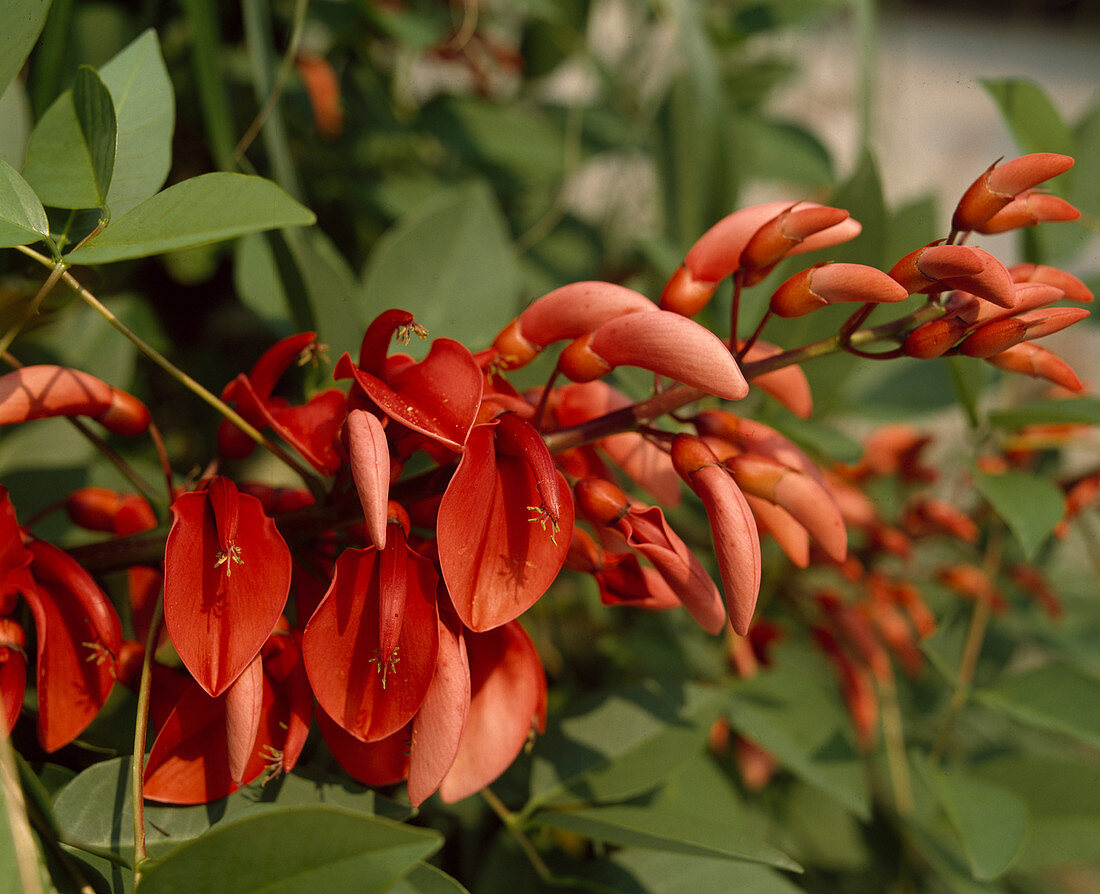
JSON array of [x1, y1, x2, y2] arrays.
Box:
[[164, 477, 292, 697], [437, 413, 574, 631]]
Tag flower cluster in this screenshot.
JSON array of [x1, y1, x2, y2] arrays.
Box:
[[0, 153, 1091, 808]]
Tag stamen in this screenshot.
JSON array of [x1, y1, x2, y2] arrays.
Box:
[[367, 646, 400, 689], [259, 745, 285, 785], [395, 321, 428, 346], [214, 542, 244, 576], [83, 641, 118, 678], [526, 504, 560, 545]]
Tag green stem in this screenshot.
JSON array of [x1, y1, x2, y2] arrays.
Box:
[[132, 597, 164, 882], [877, 672, 914, 817], [14, 245, 326, 498], [0, 261, 67, 357], [481, 787, 552, 882]]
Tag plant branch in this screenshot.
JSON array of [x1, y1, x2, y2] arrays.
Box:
[[132, 596, 164, 882], [481, 787, 552, 882]]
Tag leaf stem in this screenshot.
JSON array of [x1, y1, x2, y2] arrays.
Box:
[[14, 245, 326, 497], [132, 596, 165, 882], [480, 787, 552, 882]]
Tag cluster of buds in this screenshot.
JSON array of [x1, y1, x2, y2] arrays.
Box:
[[0, 153, 1091, 804]]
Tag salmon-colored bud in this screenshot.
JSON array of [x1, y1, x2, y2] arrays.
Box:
[[573, 477, 629, 527], [744, 495, 810, 568], [937, 564, 1007, 613], [560, 311, 749, 400], [976, 191, 1080, 234], [902, 316, 971, 359], [660, 265, 717, 316], [770, 263, 909, 317], [0, 365, 150, 435], [866, 601, 923, 677], [984, 341, 1084, 392], [740, 206, 851, 273], [952, 153, 1074, 232], [960, 307, 1089, 358], [890, 244, 1016, 308], [724, 453, 846, 562], [682, 202, 798, 283], [902, 496, 979, 543], [224, 655, 263, 783], [492, 282, 657, 370], [296, 53, 343, 139], [346, 410, 390, 551], [1009, 564, 1063, 620], [735, 736, 778, 792], [739, 340, 813, 419], [1010, 263, 1093, 303], [869, 523, 913, 559], [671, 435, 761, 635]]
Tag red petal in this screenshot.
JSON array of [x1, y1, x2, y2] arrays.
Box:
[[438, 424, 574, 631], [318, 708, 411, 787], [224, 655, 263, 784], [164, 480, 291, 697], [438, 621, 545, 803], [302, 546, 439, 741]]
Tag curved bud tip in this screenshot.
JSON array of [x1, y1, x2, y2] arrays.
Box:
[[953, 153, 1074, 232], [660, 265, 718, 317], [574, 477, 629, 527]]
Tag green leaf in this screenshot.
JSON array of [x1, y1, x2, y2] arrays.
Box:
[[1014, 815, 1100, 871], [931, 767, 1027, 880], [52, 758, 401, 865], [946, 356, 984, 428], [527, 681, 727, 809], [359, 181, 520, 353], [136, 806, 441, 894], [0, 0, 52, 97], [387, 862, 470, 894], [728, 113, 833, 187], [727, 644, 871, 819], [974, 662, 1100, 749], [582, 848, 805, 894], [981, 79, 1075, 158], [0, 156, 49, 247], [71, 65, 116, 206], [988, 397, 1100, 429], [533, 805, 800, 872], [972, 470, 1063, 560], [64, 173, 314, 263], [22, 29, 174, 215]]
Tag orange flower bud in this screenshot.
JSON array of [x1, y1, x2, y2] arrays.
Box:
[[888, 243, 1015, 307], [770, 263, 908, 317], [1010, 263, 1093, 303], [984, 341, 1084, 392], [975, 191, 1080, 234], [952, 153, 1074, 232]]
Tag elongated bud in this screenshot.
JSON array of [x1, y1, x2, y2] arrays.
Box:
[[66, 487, 127, 532], [959, 307, 1089, 357], [1010, 263, 1093, 303], [770, 263, 908, 317], [888, 244, 1015, 307], [976, 191, 1080, 234], [740, 206, 851, 274], [224, 655, 263, 783], [495, 411, 562, 530], [346, 409, 391, 550], [492, 282, 657, 370], [0, 365, 150, 435], [558, 311, 749, 400], [902, 316, 971, 359], [739, 340, 813, 419], [952, 153, 1074, 232], [574, 477, 630, 527], [984, 341, 1084, 391]]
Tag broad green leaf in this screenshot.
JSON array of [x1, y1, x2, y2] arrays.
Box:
[[981, 79, 1075, 159], [582, 848, 805, 894], [136, 806, 441, 894], [71, 65, 116, 206], [533, 805, 800, 871], [931, 767, 1027, 880], [527, 681, 727, 809], [972, 470, 1063, 560], [0, 0, 52, 96], [52, 758, 401, 865], [946, 356, 984, 429], [1014, 815, 1100, 871], [0, 156, 49, 247], [387, 862, 470, 894], [22, 29, 174, 215], [0, 79, 33, 169], [64, 173, 314, 263], [727, 644, 870, 819], [988, 397, 1100, 429], [909, 825, 1005, 894], [974, 662, 1100, 749], [359, 181, 520, 353]]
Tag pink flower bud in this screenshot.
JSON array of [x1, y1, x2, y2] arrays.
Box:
[[770, 263, 908, 317], [0, 365, 150, 435], [952, 153, 1074, 232], [975, 190, 1080, 234]]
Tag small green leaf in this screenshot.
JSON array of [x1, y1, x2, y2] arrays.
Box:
[[535, 805, 800, 872], [981, 79, 1075, 159], [988, 397, 1100, 429], [136, 806, 441, 894], [974, 662, 1100, 749], [0, 156, 49, 247], [64, 173, 314, 264], [931, 767, 1027, 880], [359, 180, 520, 353], [387, 862, 470, 894], [71, 65, 116, 207], [584, 848, 806, 894], [972, 470, 1064, 559], [22, 29, 174, 214], [0, 0, 52, 97]]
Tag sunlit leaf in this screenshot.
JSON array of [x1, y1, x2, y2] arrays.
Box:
[[972, 470, 1063, 560], [65, 173, 314, 263]]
